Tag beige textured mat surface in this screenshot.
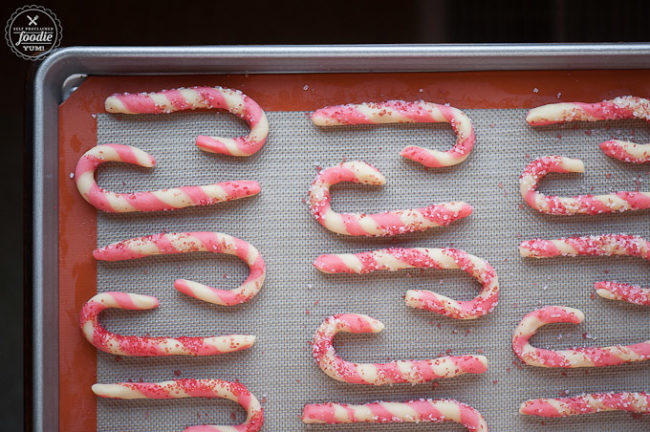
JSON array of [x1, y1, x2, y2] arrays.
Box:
[[94, 108, 649, 431]]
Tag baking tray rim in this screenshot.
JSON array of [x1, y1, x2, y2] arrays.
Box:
[[32, 43, 650, 432]]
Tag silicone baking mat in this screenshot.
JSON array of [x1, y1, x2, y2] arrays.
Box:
[[58, 72, 650, 432]]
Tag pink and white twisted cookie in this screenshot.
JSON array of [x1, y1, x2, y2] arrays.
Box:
[[519, 155, 650, 215], [308, 161, 472, 236], [302, 398, 488, 431], [80, 292, 255, 356], [527, 96, 650, 163], [94, 232, 265, 306], [105, 86, 269, 156], [520, 392, 650, 417], [312, 100, 476, 167], [512, 306, 650, 368], [92, 379, 263, 431], [311, 313, 487, 385], [314, 248, 499, 319], [75, 144, 260, 213], [520, 235, 650, 305]]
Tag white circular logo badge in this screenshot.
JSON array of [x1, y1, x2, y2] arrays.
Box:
[[5, 5, 62, 61]]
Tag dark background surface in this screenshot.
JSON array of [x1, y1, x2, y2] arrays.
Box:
[[2, 0, 649, 430]]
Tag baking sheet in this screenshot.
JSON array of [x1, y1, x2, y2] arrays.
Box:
[[91, 107, 649, 431]]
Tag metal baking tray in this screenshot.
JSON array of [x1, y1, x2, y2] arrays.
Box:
[[33, 44, 650, 431]]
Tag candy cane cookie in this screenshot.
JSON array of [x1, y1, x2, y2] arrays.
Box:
[[311, 314, 487, 385], [519, 155, 650, 215], [520, 392, 650, 417], [527, 96, 650, 163], [80, 292, 255, 356], [303, 399, 488, 430], [94, 232, 265, 306], [92, 379, 263, 431], [512, 306, 650, 368], [312, 100, 475, 168], [309, 161, 472, 236], [314, 248, 499, 319], [520, 235, 649, 305], [105, 86, 269, 156], [75, 144, 260, 213]]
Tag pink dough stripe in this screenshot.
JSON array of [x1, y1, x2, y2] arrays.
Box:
[[520, 392, 650, 417], [79, 292, 255, 356], [526, 97, 650, 164], [314, 248, 499, 320], [310, 313, 487, 385], [311, 100, 476, 168], [308, 161, 472, 236], [75, 144, 260, 213], [92, 379, 263, 431], [105, 86, 269, 157], [93, 232, 265, 306], [512, 305, 650, 368], [519, 155, 650, 215], [520, 235, 649, 305], [302, 399, 488, 431]]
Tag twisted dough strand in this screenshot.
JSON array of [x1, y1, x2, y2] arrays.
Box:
[[94, 232, 265, 306], [308, 161, 472, 236], [527, 96, 650, 163], [75, 144, 260, 213], [520, 234, 649, 305], [80, 292, 255, 356], [92, 379, 263, 431], [314, 247, 499, 319], [519, 155, 650, 215], [512, 306, 650, 368], [105, 86, 269, 156], [520, 392, 650, 417], [302, 398, 488, 431], [311, 313, 487, 385], [312, 100, 475, 167]]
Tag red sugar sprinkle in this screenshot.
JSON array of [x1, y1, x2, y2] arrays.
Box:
[[173, 369, 181, 377], [518, 203, 525, 210], [230, 411, 237, 421], [585, 130, 592, 136], [313, 300, 319, 306], [305, 309, 310, 315], [445, 348, 452, 355], [492, 379, 498, 384], [315, 166, 322, 172], [505, 367, 511, 373], [556, 134, 562, 139], [498, 182, 504, 189], [605, 173, 612, 179], [525, 154, 530, 160], [296, 379, 301, 383], [477, 348, 484, 354]]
